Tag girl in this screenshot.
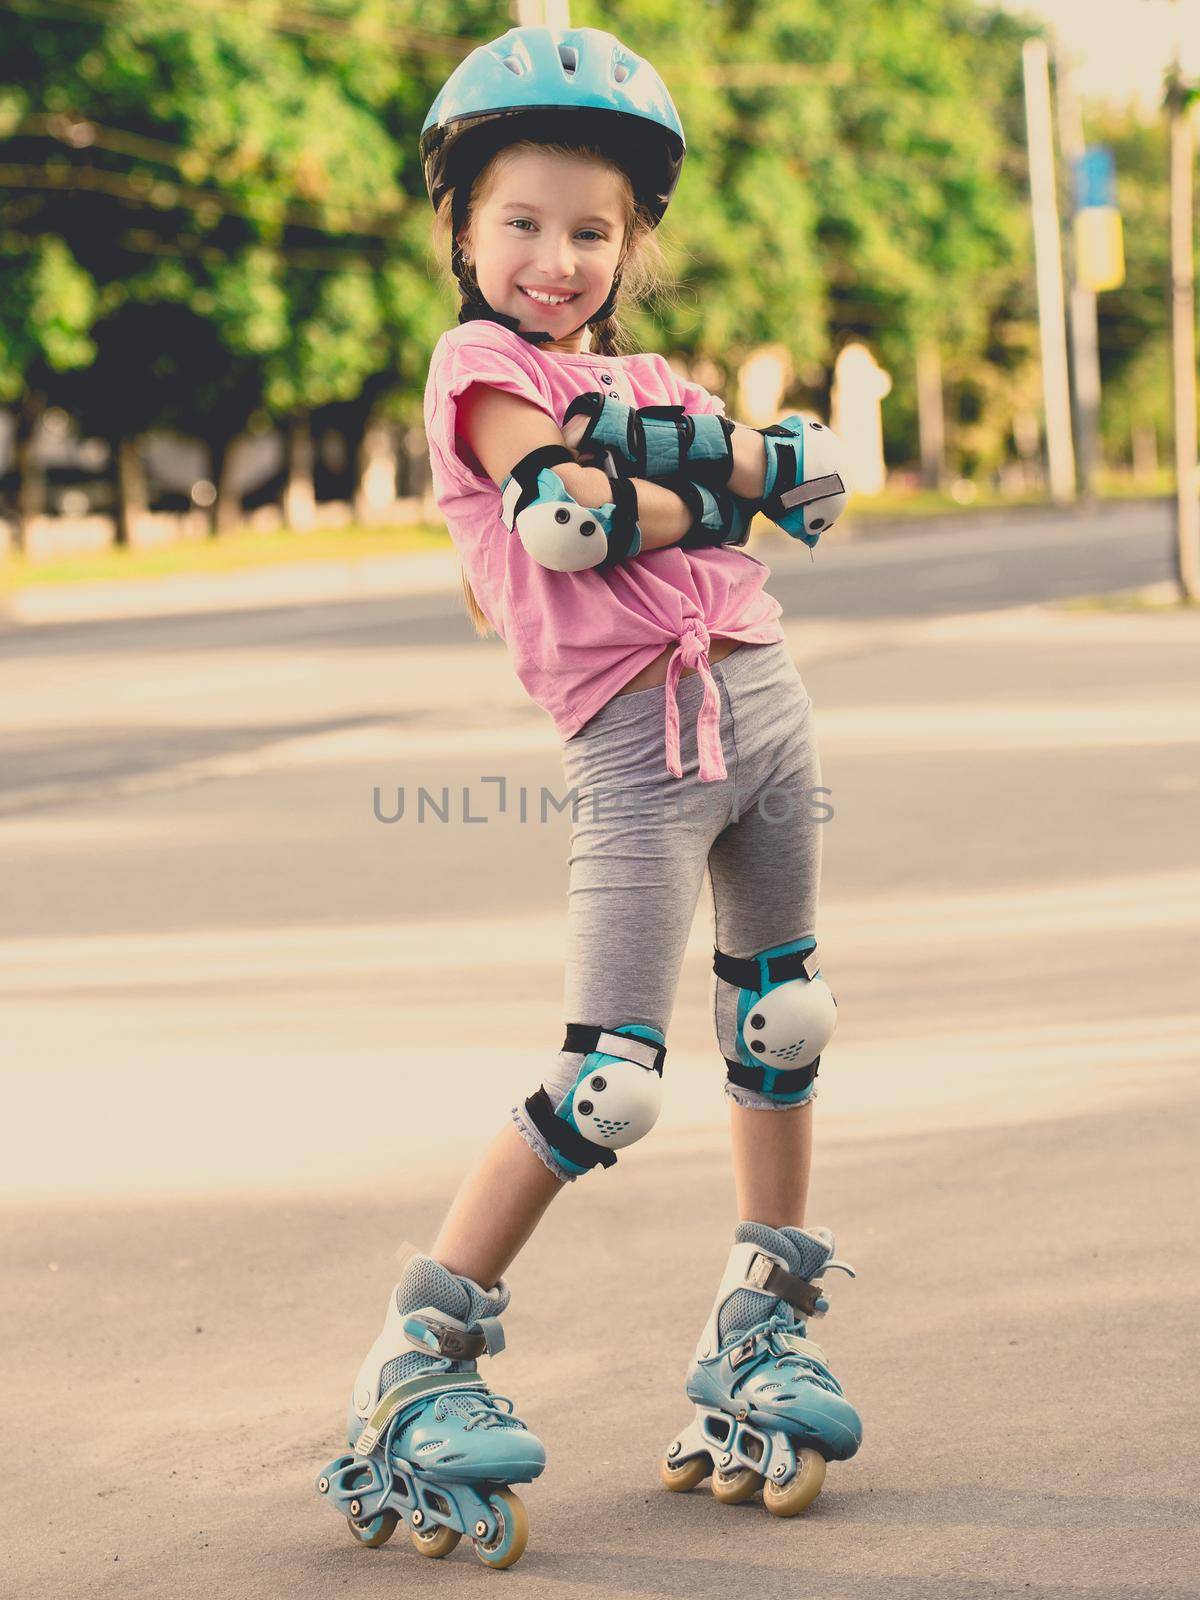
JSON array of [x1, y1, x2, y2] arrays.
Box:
[[315, 24, 860, 1571]]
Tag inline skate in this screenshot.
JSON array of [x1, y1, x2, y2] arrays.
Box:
[[660, 1222, 861, 1516], [315, 1248, 546, 1569]]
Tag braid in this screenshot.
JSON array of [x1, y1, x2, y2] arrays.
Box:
[[588, 315, 622, 357]]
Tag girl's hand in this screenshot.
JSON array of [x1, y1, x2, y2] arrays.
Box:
[[560, 433, 605, 472]]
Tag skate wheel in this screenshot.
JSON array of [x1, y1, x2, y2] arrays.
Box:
[[762, 1449, 827, 1517], [347, 1509, 398, 1547], [659, 1452, 710, 1493], [472, 1488, 528, 1570], [410, 1521, 462, 1559], [711, 1466, 762, 1505]]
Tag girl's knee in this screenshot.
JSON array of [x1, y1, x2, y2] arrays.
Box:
[[519, 1021, 668, 1180]]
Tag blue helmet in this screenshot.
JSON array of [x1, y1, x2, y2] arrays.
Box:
[[420, 25, 686, 227]]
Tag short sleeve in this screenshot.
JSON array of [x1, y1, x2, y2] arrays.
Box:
[[641, 352, 728, 420], [425, 326, 559, 489], [674, 374, 728, 419]]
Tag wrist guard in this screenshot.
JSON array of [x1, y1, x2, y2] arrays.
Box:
[[660, 476, 758, 550], [563, 391, 735, 487]]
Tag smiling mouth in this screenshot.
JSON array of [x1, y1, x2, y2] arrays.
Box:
[[518, 287, 580, 309]]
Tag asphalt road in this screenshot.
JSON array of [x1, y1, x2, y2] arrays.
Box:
[[0, 498, 1177, 816], [0, 496, 1175, 667]]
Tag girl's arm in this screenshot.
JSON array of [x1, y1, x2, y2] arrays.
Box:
[[726, 424, 768, 499], [458, 383, 693, 552], [565, 389, 845, 547]]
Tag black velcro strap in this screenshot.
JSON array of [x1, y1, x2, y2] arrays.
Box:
[[713, 945, 819, 990], [637, 404, 692, 424], [758, 428, 799, 518], [562, 1022, 601, 1053], [668, 480, 753, 550], [510, 443, 575, 491], [745, 1252, 825, 1317], [725, 1055, 820, 1097], [561, 391, 604, 433], [634, 404, 692, 477], [524, 1087, 616, 1170], [596, 475, 641, 569], [562, 1023, 666, 1076]]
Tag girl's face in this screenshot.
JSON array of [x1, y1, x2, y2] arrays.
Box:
[[464, 148, 628, 355]]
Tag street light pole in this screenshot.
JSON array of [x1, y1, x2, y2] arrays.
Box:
[[1166, 35, 1199, 599], [1023, 38, 1077, 504]]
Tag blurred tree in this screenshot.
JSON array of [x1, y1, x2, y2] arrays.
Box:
[[0, 228, 97, 546], [0, 0, 449, 535], [578, 0, 1033, 477]]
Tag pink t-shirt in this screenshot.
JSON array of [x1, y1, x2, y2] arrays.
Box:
[[422, 319, 785, 782]]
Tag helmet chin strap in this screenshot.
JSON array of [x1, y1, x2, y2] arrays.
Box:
[[452, 236, 621, 347]]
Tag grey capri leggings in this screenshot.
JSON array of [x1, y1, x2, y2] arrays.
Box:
[[512, 638, 828, 1182]]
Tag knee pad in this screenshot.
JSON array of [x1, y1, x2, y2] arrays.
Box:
[[563, 390, 735, 487], [714, 937, 837, 1105], [499, 444, 641, 572], [524, 1023, 665, 1177], [758, 418, 849, 547]]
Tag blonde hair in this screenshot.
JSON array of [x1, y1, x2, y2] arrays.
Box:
[[431, 140, 673, 637]]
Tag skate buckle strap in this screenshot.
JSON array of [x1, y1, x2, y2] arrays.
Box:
[[745, 1249, 857, 1320], [401, 1308, 507, 1362], [354, 1372, 488, 1457], [746, 1252, 827, 1317], [730, 1325, 828, 1371]]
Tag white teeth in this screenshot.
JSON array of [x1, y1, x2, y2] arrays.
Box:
[[521, 287, 575, 306]]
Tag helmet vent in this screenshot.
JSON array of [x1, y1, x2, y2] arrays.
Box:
[[501, 40, 534, 77], [557, 44, 579, 77]]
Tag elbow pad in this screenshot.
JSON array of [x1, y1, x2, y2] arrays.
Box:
[[757, 419, 850, 546], [499, 444, 642, 573]]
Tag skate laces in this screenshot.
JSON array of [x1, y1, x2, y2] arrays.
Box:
[[433, 1390, 524, 1432], [760, 1308, 840, 1395]]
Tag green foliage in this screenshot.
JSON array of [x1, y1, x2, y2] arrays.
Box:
[[581, 0, 1033, 436], [0, 0, 425, 445], [0, 236, 96, 402]]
